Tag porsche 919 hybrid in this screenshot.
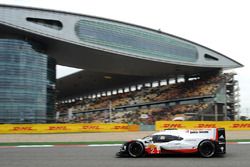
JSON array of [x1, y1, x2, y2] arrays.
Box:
[[116, 128, 226, 158]]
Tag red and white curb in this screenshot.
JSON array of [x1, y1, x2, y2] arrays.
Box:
[[0, 142, 250, 148]]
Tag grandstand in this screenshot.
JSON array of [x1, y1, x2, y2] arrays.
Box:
[[56, 72, 240, 124], [0, 4, 242, 123]]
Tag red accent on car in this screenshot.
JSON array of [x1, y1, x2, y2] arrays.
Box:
[[161, 148, 198, 154], [145, 145, 160, 154], [215, 128, 219, 141]]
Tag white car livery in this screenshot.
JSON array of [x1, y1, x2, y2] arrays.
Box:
[[116, 128, 226, 158]]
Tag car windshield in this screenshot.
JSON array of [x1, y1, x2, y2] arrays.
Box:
[[152, 135, 183, 143]]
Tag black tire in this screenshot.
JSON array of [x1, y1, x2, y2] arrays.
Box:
[[127, 141, 145, 158], [198, 140, 216, 158]]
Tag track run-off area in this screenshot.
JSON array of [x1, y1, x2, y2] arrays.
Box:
[[0, 143, 250, 167]]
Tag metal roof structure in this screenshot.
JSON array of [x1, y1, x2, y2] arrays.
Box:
[[0, 4, 243, 99]]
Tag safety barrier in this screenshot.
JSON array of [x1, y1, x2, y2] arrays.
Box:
[[0, 123, 139, 134], [1, 121, 249, 134], [155, 121, 250, 131]]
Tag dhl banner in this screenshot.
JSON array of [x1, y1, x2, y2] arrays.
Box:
[[155, 121, 250, 131], [0, 123, 139, 134]]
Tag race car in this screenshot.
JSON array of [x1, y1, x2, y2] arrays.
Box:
[[116, 128, 226, 158]]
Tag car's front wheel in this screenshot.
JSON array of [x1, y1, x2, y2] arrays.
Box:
[[198, 140, 216, 158], [127, 141, 145, 158]]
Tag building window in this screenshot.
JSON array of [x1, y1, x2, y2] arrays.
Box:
[[75, 18, 198, 62], [204, 54, 219, 61], [0, 38, 56, 123], [26, 17, 63, 30]]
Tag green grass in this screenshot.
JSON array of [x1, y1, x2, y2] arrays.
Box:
[[0, 141, 124, 146], [0, 139, 249, 146]]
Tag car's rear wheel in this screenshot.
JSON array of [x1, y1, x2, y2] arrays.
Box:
[[198, 140, 216, 158], [128, 141, 145, 158]]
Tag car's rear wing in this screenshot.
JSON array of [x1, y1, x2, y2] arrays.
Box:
[[217, 128, 226, 142], [215, 128, 226, 154]]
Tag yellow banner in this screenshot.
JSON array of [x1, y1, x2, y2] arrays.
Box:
[[155, 121, 250, 131], [0, 123, 137, 134]]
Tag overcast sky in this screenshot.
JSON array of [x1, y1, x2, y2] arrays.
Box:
[[1, 0, 249, 116]]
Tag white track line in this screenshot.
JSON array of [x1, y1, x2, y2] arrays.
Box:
[[237, 142, 250, 144]]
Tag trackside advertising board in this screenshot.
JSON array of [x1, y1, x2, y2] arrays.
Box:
[[155, 121, 250, 131], [0, 123, 139, 134]]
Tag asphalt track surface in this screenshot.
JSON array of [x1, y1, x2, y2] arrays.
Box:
[[0, 144, 249, 167]]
